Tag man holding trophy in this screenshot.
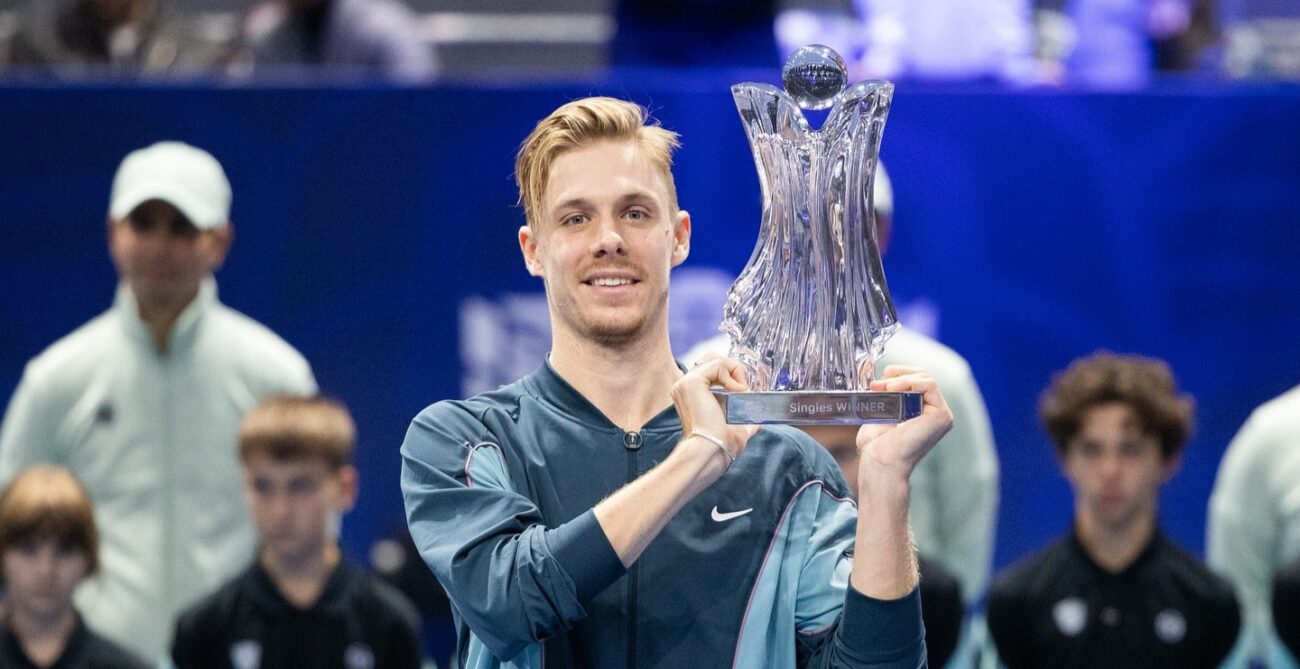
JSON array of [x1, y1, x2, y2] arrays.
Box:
[[401, 47, 950, 668]]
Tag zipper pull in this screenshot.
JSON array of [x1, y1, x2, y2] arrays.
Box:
[[623, 430, 642, 451]]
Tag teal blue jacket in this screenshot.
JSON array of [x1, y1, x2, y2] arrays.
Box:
[[401, 362, 925, 669]]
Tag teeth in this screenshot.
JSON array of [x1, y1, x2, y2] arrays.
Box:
[[592, 278, 632, 287]]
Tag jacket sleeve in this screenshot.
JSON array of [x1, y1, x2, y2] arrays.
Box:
[[797, 588, 927, 669], [400, 402, 626, 660], [1207, 406, 1285, 661], [0, 364, 64, 486], [921, 362, 998, 602], [791, 450, 926, 669]]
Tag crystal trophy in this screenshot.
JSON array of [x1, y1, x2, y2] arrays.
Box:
[[717, 45, 922, 425]]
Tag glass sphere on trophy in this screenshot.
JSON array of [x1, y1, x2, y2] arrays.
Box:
[[718, 45, 923, 425]]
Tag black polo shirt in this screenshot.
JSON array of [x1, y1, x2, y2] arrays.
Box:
[[0, 616, 147, 669], [1274, 555, 1300, 660], [918, 553, 964, 669], [987, 529, 1240, 669], [171, 559, 421, 669]]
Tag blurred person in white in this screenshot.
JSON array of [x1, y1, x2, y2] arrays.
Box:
[[0, 141, 317, 663], [1207, 384, 1300, 666], [2, 0, 229, 74], [681, 162, 1000, 614], [235, 0, 435, 81], [773, 0, 1038, 84]]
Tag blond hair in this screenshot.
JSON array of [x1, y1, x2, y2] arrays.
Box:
[[515, 97, 681, 227], [239, 395, 356, 470], [0, 465, 99, 580]]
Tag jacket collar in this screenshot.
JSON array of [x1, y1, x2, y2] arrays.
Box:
[[1068, 523, 1166, 580], [524, 358, 683, 433], [113, 277, 217, 352], [247, 558, 354, 617]]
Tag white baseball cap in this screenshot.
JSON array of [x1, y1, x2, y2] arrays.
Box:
[[109, 141, 232, 230]]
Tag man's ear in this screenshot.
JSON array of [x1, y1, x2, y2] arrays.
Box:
[[337, 465, 360, 513], [519, 225, 543, 277], [207, 222, 234, 271], [1161, 452, 1183, 484], [671, 209, 691, 267]]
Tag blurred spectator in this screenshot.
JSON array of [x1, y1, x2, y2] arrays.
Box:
[[1152, 0, 1218, 72], [773, 0, 1037, 84], [172, 396, 422, 669], [852, 0, 1037, 83], [1208, 384, 1300, 663], [987, 352, 1241, 669], [1274, 556, 1300, 666], [1219, 0, 1300, 79], [1, 0, 229, 75], [0, 466, 148, 669], [774, 0, 862, 65], [1033, 0, 1219, 89], [0, 141, 317, 662], [235, 0, 436, 81]]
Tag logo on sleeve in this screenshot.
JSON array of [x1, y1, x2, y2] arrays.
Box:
[[230, 640, 261, 669], [711, 506, 753, 522], [1154, 609, 1187, 644], [1052, 597, 1087, 637], [344, 642, 376, 669]]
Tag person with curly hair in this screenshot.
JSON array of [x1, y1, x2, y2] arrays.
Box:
[[986, 351, 1242, 669]]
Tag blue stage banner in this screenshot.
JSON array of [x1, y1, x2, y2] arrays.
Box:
[[1, 78, 1298, 571]]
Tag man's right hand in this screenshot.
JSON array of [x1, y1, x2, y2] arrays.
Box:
[[670, 354, 762, 471], [594, 355, 762, 566]]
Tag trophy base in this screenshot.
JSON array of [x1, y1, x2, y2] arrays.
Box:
[[715, 390, 924, 425]]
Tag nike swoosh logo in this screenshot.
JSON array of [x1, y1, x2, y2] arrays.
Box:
[[711, 506, 753, 522]]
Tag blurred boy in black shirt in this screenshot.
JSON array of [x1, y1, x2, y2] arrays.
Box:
[[987, 352, 1240, 669], [172, 396, 421, 669], [0, 466, 147, 669]]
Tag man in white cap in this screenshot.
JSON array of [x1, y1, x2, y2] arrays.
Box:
[[0, 141, 317, 662]]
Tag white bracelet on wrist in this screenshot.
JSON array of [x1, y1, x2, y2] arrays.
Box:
[[689, 428, 735, 471]]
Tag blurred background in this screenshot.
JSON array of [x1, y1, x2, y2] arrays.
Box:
[[1, 0, 1298, 665]]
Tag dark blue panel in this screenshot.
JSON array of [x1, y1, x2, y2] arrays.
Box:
[[1, 79, 1298, 575]]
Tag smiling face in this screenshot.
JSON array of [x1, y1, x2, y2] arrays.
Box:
[[518, 140, 690, 349], [1062, 402, 1177, 533]]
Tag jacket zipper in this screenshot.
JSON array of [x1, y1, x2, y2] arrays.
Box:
[[623, 430, 642, 669]]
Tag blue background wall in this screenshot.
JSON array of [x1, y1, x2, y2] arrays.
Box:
[[2, 76, 1298, 574]]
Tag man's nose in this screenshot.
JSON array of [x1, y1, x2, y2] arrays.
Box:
[[265, 492, 292, 521], [34, 550, 59, 578], [592, 217, 626, 257], [1099, 452, 1125, 480]]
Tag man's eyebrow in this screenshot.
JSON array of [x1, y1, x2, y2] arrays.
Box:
[[617, 191, 659, 206], [548, 190, 660, 216], [550, 197, 593, 214]]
